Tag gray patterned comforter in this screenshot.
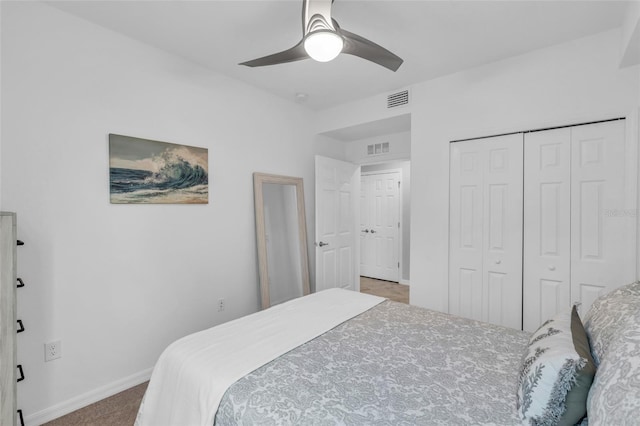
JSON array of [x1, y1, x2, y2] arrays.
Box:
[[215, 301, 530, 425]]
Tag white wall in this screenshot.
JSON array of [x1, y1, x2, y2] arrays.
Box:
[[0, 2, 322, 423], [318, 29, 640, 313], [621, 0, 640, 67]]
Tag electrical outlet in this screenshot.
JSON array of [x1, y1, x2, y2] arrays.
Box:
[[218, 298, 225, 312], [45, 340, 62, 362]]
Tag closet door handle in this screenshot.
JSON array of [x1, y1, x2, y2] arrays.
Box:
[[318, 241, 329, 247], [495, 259, 502, 264], [17, 240, 25, 246], [17, 319, 25, 333], [362, 229, 370, 233], [548, 265, 556, 271], [17, 278, 25, 288], [17, 365, 25, 382], [370, 229, 377, 234]]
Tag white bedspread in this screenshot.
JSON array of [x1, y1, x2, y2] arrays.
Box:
[[135, 288, 385, 426]]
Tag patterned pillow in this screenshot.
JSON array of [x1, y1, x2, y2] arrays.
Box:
[[582, 281, 640, 365], [586, 311, 640, 424], [516, 306, 596, 426]]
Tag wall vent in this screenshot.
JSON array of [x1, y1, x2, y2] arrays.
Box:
[[387, 90, 409, 108], [367, 142, 390, 156]]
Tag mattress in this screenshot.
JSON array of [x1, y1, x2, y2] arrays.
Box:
[[136, 289, 385, 425], [215, 300, 530, 425]]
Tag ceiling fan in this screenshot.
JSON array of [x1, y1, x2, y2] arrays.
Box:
[[239, 0, 403, 72]]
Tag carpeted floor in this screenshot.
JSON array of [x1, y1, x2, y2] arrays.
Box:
[[42, 382, 148, 426], [43, 277, 408, 425]]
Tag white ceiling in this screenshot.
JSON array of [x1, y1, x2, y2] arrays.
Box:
[[47, 0, 629, 113]]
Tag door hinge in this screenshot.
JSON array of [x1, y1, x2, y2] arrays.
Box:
[[398, 222, 400, 229], [398, 262, 400, 268]]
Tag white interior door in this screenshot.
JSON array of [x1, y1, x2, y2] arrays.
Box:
[[482, 135, 524, 329], [315, 155, 360, 292], [450, 134, 523, 329], [360, 176, 374, 278], [570, 120, 634, 315], [360, 172, 400, 282], [523, 128, 571, 332], [449, 142, 484, 321]]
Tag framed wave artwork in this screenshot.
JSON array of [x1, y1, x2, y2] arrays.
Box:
[[109, 134, 209, 204]]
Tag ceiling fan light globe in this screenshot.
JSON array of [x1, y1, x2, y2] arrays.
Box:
[[304, 31, 343, 62]]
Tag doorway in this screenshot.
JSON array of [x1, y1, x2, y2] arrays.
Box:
[[360, 169, 401, 282], [359, 161, 410, 287], [315, 113, 411, 297]]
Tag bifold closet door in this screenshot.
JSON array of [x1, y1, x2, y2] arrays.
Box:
[[570, 121, 632, 315], [450, 134, 523, 329], [523, 120, 633, 330], [449, 141, 484, 322], [523, 128, 571, 332]]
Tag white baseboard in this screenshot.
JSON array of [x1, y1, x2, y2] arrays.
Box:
[[399, 279, 410, 286], [25, 367, 153, 426]]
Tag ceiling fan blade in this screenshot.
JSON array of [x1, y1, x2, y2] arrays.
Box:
[[337, 28, 403, 72], [239, 41, 308, 67]]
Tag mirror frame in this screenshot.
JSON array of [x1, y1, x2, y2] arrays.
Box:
[[253, 172, 310, 309]]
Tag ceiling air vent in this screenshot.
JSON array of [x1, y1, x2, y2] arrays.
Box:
[[387, 90, 409, 109]]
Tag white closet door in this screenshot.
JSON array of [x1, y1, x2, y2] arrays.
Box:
[[482, 135, 524, 329], [523, 128, 571, 332], [570, 120, 631, 315], [450, 134, 523, 329], [450, 141, 484, 321]]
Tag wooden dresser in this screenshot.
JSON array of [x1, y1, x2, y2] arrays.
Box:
[[1, 212, 17, 426]]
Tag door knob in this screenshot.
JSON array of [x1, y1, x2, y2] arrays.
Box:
[[495, 259, 502, 264], [318, 241, 329, 247], [362, 229, 370, 233], [548, 265, 556, 271], [370, 229, 377, 234]]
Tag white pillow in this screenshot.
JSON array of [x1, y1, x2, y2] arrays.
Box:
[[583, 281, 640, 365], [516, 306, 596, 426], [586, 296, 640, 424]]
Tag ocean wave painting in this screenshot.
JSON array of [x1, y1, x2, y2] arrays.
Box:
[[109, 134, 208, 204]]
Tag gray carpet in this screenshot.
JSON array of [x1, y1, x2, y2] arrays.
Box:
[[43, 382, 147, 426]]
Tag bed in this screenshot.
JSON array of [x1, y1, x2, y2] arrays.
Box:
[[136, 283, 640, 426]]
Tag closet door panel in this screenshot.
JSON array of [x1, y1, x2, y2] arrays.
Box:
[[523, 128, 571, 331], [482, 134, 523, 329], [449, 142, 484, 321], [571, 120, 630, 315]]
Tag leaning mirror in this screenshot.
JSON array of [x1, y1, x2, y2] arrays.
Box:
[[253, 173, 310, 309]]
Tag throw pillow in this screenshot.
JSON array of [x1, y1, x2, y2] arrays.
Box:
[[516, 306, 596, 426]]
